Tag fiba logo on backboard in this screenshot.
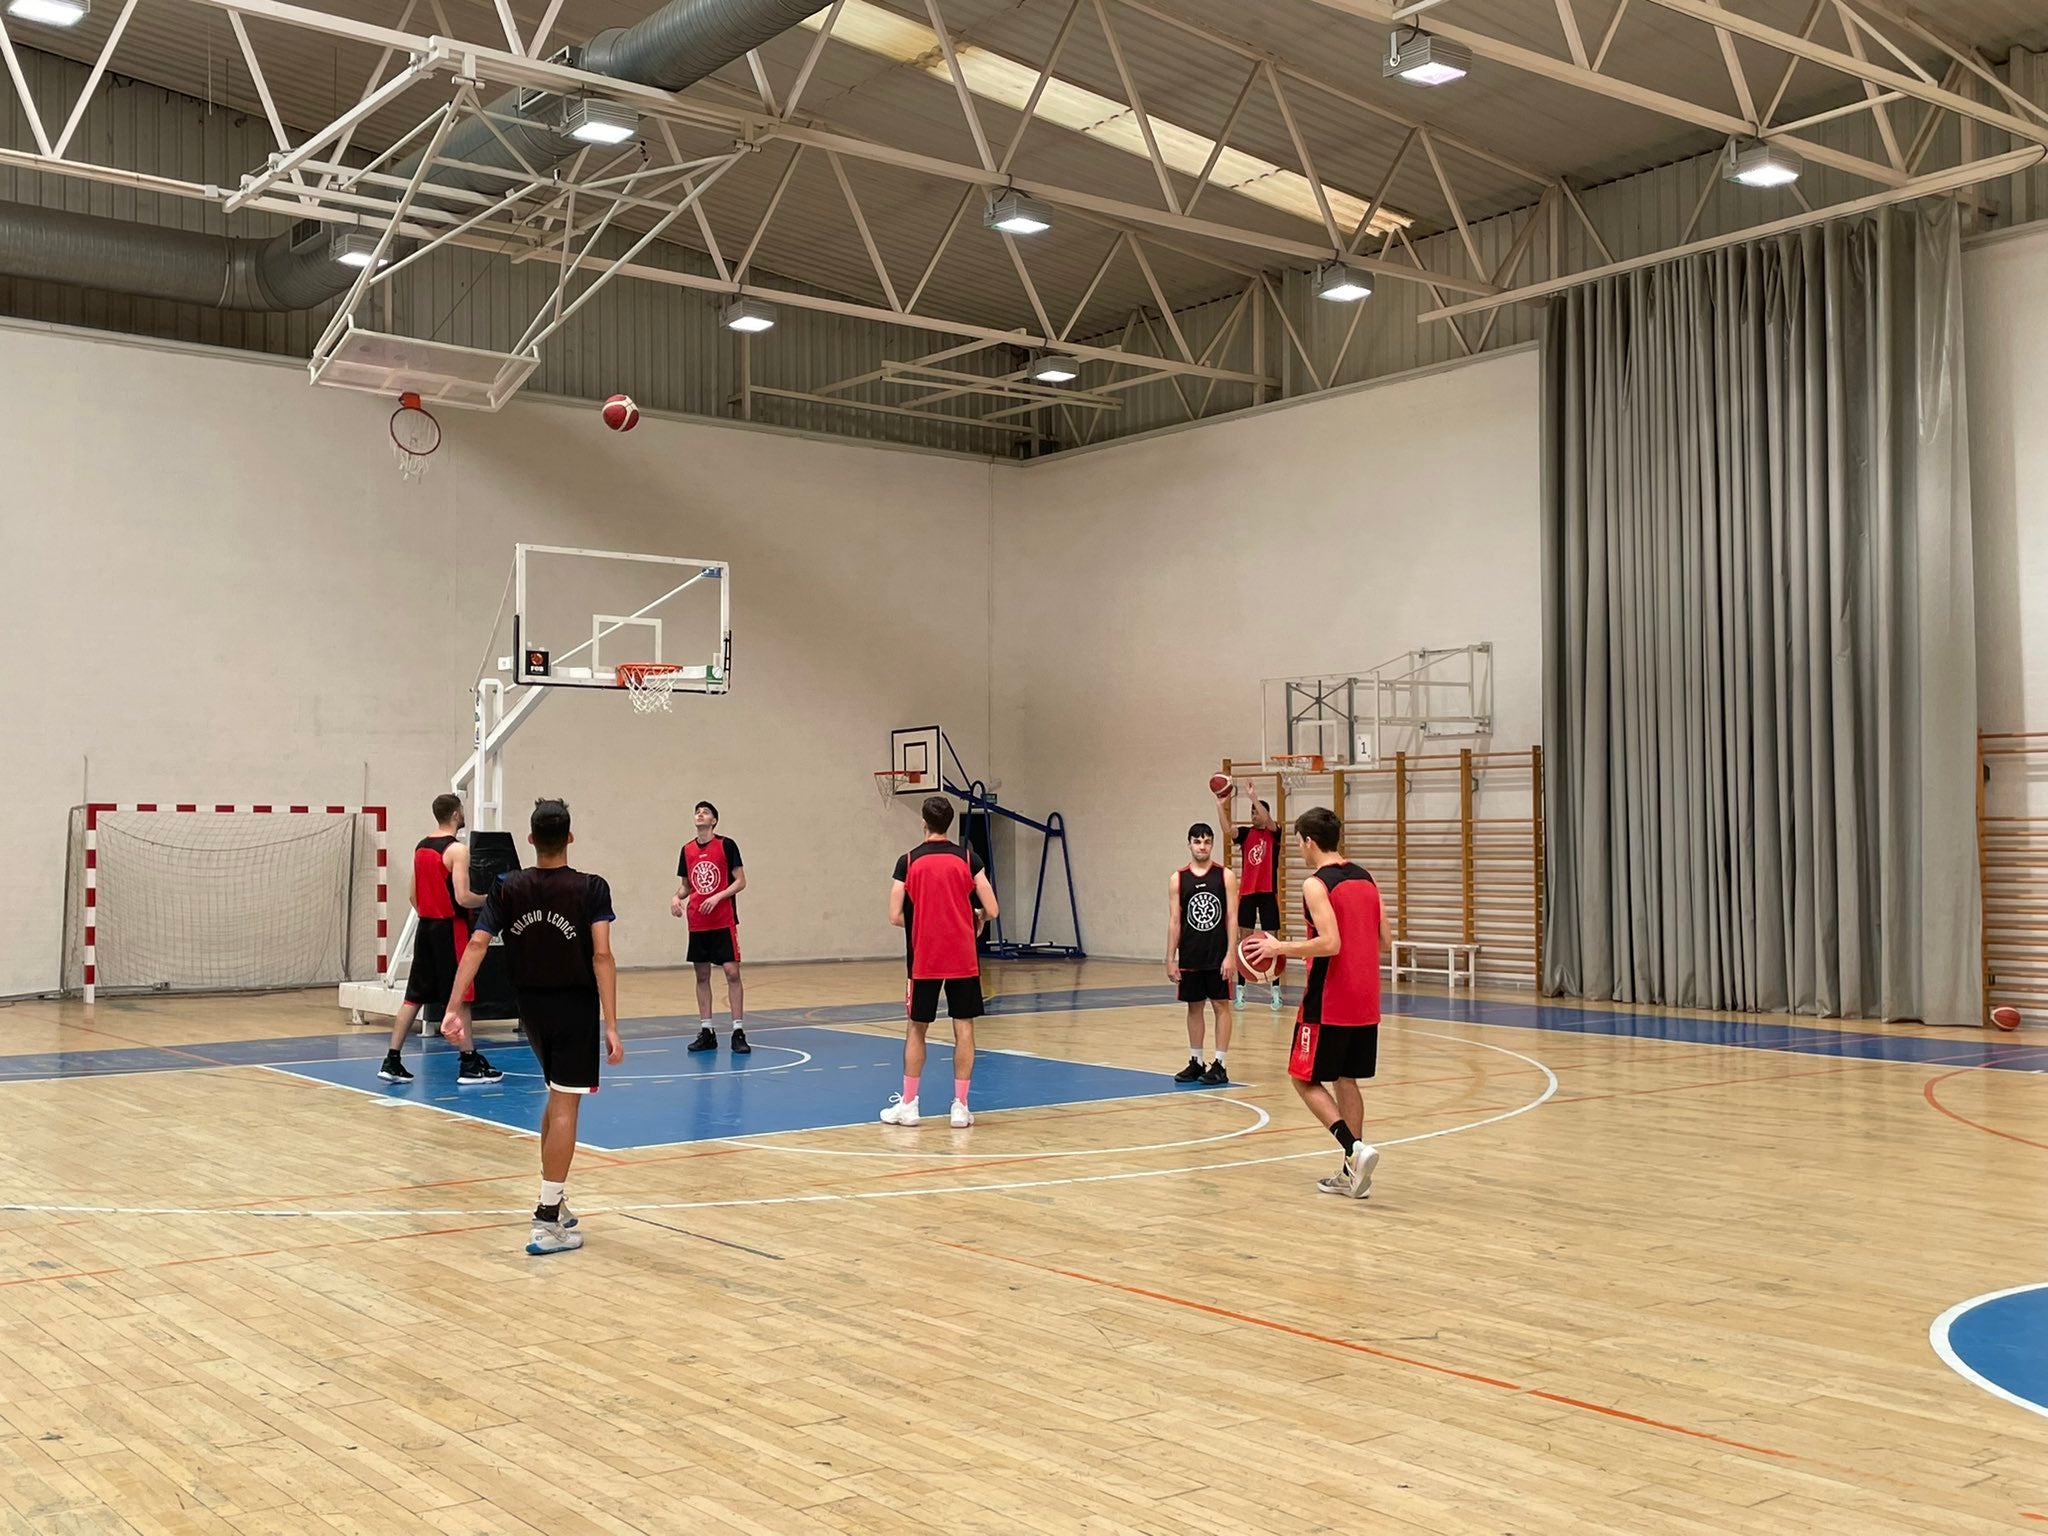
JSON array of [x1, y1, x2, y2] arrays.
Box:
[[1186, 889, 1223, 932], [690, 861, 721, 895]]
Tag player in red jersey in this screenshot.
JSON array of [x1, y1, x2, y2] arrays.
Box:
[[1220, 782, 1285, 1010], [673, 800, 749, 1053], [378, 793, 502, 1087], [1244, 806, 1388, 1200], [884, 797, 999, 1129]]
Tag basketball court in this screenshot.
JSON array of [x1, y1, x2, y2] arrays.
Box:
[[6, 0, 2048, 1529]]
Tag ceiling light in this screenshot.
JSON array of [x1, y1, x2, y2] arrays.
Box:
[[985, 191, 1053, 236], [1724, 137, 1802, 189], [722, 297, 777, 333], [1384, 30, 1470, 87], [329, 228, 388, 269], [557, 96, 638, 146], [1315, 263, 1373, 303], [1028, 355, 1082, 384], [6, 0, 89, 24]]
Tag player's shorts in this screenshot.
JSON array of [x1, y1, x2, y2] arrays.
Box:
[[520, 986, 603, 1094], [404, 917, 474, 1013], [687, 927, 740, 966], [1287, 1021, 1379, 1083], [1238, 892, 1281, 932], [1177, 967, 1229, 1002], [907, 976, 984, 1024]]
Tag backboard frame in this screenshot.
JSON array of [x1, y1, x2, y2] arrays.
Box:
[[511, 543, 731, 694], [889, 726, 945, 796]]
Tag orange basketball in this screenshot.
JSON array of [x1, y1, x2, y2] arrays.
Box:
[[1991, 1005, 2022, 1032], [1208, 773, 1231, 798], [601, 393, 640, 431], [1237, 935, 1276, 984]]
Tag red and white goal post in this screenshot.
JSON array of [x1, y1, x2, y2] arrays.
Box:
[[81, 803, 387, 1005]]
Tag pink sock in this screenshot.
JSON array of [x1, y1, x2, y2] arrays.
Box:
[[954, 1079, 970, 1105], [903, 1075, 920, 1103]]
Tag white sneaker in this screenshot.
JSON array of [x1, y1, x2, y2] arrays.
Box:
[[1347, 1144, 1380, 1199], [950, 1099, 973, 1128], [1233, 985, 1246, 1008], [1315, 1168, 1349, 1196], [1269, 985, 1284, 1010], [526, 1220, 583, 1256], [880, 1094, 920, 1126]]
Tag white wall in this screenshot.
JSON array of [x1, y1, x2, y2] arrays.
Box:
[[0, 321, 995, 996], [1965, 222, 2048, 737], [992, 349, 1544, 960]]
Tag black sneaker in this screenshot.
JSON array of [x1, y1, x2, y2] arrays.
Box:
[[1200, 1059, 1229, 1085], [1173, 1057, 1205, 1083], [730, 1027, 751, 1055], [457, 1051, 503, 1086], [377, 1052, 413, 1084], [687, 1027, 717, 1053]]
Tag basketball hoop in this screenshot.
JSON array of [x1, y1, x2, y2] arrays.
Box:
[[1270, 752, 1325, 788], [616, 662, 686, 714], [390, 391, 441, 482], [874, 769, 923, 799]]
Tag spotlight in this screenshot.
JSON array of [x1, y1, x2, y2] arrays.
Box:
[[1724, 137, 1802, 189], [1384, 29, 1470, 86], [984, 190, 1053, 236], [722, 297, 777, 333], [1314, 263, 1373, 303], [557, 95, 639, 146]]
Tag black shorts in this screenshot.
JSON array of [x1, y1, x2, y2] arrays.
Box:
[[1288, 1021, 1379, 1083], [687, 928, 741, 966], [521, 987, 602, 1094], [907, 976, 984, 1024], [404, 917, 473, 1013], [1177, 967, 1229, 1002], [1238, 892, 1281, 932]]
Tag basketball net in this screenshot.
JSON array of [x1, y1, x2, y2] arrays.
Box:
[[617, 663, 685, 714], [390, 391, 441, 482]]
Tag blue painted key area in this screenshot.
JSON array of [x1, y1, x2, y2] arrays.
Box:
[[1935, 1285, 2048, 1419]]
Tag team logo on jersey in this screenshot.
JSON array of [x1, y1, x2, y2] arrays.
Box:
[[690, 858, 721, 895], [1248, 841, 1267, 867], [1185, 889, 1223, 932]]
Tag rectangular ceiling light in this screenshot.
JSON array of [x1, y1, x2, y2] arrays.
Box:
[[5, 0, 89, 24], [801, 1, 1409, 239], [1724, 137, 1802, 189], [558, 96, 639, 146], [1315, 262, 1372, 302], [1383, 32, 1470, 87], [985, 191, 1054, 235], [1028, 355, 1082, 383], [722, 297, 778, 332], [329, 228, 389, 269]]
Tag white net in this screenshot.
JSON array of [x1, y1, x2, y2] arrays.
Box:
[[619, 664, 685, 714], [62, 810, 382, 996]]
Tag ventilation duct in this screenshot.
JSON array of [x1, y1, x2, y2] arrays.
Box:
[[0, 0, 822, 310]]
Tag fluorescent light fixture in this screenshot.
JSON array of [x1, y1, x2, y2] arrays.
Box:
[[1725, 137, 1802, 189], [985, 191, 1053, 236], [329, 228, 388, 269], [803, 2, 1409, 239], [557, 96, 638, 146], [1028, 355, 1082, 384], [6, 0, 89, 24], [1384, 30, 1471, 86], [722, 297, 777, 333], [1315, 263, 1373, 303]]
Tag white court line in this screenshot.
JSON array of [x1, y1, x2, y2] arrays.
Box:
[[716, 1092, 1267, 1159], [0, 1027, 1556, 1221], [1929, 1283, 2048, 1422], [499, 1046, 812, 1082]]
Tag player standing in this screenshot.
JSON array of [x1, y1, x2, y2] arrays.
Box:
[[674, 800, 748, 1054], [883, 796, 999, 1129], [379, 792, 502, 1087], [446, 798, 624, 1256], [1167, 822, 1238, 1084], [1244, 806, 1387, 1200], [1220, 783, 1285, 1010]]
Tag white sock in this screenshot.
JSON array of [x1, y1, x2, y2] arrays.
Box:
[[731, 1016, 744, 1027], [699, 1017, 714, 1028], [538, 1179, 565, 1211], [1213, 1051, 1227, 1065]]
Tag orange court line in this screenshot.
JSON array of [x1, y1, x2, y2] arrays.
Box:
[[1923, 1068, 2048, 1153]]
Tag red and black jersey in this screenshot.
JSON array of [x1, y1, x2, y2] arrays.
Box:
[[1176, 864, 1229, 970], [678, 835, 743, 931], [1299, 862, 1383, 1027], [413, 835, 463, 920], [894, 840, 983, 980], [1234, 824, 1278, 896], [476, 867, 616, 996]]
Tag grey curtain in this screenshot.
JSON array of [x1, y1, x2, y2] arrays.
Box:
[[1542, 203, 1980, 1023]]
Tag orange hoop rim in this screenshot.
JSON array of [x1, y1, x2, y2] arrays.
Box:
[[1270, 753, 1326, 772], [874, 769, 923, 784], [615, 662, 684, 687]]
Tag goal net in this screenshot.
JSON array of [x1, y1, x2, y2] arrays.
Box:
[[62, 804, 388, 1000]]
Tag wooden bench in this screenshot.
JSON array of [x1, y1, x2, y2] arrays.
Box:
[[1390, 938, 1480, 988]]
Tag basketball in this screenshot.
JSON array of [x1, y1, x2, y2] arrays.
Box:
[[1992, 1005, 2022, 1031], [601, 393, 640, 431], [1208, 772, 1230, 798], [1237, 934, 1277, 984]]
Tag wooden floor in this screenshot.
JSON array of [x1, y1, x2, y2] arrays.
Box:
[[0, 958, 2043, 1534]]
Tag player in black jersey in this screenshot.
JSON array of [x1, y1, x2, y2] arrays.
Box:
[[1166, 822, 1239, 1085], [446, 798, 623, 1256]]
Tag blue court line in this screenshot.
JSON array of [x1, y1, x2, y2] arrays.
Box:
[[266, 1024, 1217, 1152], [3, 979, 2044, 1084]]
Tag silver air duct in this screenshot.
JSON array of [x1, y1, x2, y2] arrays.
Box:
[[0, 0, 821, 310]]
